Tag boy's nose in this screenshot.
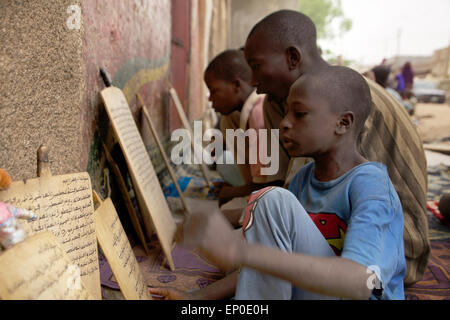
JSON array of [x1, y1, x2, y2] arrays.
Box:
[[251, 74, 259, 88], [280, 114, 292, 131]]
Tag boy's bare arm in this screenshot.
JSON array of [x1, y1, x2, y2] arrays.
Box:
[[184, 209, 373, 300], [241, 243, 373, 300]]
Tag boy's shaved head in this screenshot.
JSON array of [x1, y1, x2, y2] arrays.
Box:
[[204, 49, 255, 115], [247, 10, 318, 55], [291, 66, 372, 135], [204, 49, 252, 83]]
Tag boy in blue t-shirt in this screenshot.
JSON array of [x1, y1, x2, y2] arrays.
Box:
[[169, 66, 406, 300]]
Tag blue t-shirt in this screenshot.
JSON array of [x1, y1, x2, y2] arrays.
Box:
[[289, 161, 406, 300]]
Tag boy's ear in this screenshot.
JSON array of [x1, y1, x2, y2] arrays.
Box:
[[286, 47, 302, 70], [336, 111, 354, 135], [232, 79, 241, 92]]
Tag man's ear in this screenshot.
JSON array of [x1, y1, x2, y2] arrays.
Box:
[[286, 47, 302, 70], [336, 111, 355, 135]]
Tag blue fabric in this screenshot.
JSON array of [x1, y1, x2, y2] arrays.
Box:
[[288, 162, 406, 300], [396, 74, 405, 92], [163, 176, 192, 197]]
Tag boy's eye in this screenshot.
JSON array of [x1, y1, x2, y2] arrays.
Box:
[[251, 63, 259, 71], [294, 112, 307, 118]]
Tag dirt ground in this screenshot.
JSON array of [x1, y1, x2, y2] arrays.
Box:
[[412, 102, 450, 144]]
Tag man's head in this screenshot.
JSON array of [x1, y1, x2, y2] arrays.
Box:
[[372, 64, 391, 88], [204, 49, 253, 115], [280, 66, 372, 158], [244, 10, 324, 102]]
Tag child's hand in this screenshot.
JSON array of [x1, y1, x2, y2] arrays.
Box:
[[183, 208, 245, 272], [148, 287, 192, 300]]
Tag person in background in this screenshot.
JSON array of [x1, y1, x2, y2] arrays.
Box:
[[372, 65, 414, 115], [395, 72, 406, 98], [402, 62, 415, 99]]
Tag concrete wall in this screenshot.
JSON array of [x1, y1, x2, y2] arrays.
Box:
[[229, 0, 298, 49], [432, 46, 450, 78], [0, 0, 172, 186], [208, 0, 231, 63], [0, 0, 85, 181], [188, 0, 230, 129], [0, 0, 229, 191]]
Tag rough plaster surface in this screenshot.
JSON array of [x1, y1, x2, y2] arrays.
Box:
[[0, 0, 84, 180], [0, 0, 172, 184]]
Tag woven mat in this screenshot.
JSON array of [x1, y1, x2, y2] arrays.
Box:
[[99, 234, 224, 294], [405, 163, 450, 299], [100, 160, 225, 299], [405, 240, 450, 300]]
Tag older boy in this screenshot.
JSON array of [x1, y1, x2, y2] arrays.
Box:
[[204, 49, 284, 214], [183, 66, 406, 300], [244, 10, 429, 285]]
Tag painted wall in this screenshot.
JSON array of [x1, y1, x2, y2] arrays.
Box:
[[81, 0, 172, 188], [0, 0, 223, 190], [0, 0, 172, 186], [170, 0, 190, 132]]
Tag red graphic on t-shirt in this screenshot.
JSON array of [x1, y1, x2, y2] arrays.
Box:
[[308, 213, 347, 256], [242, 187, 277, 233]]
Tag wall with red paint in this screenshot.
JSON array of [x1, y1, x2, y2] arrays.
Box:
[[170, 0, 190, 132], [81, 0, 172, 181], [0, 0, 215, 189], [188, 0, 207, 123]]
